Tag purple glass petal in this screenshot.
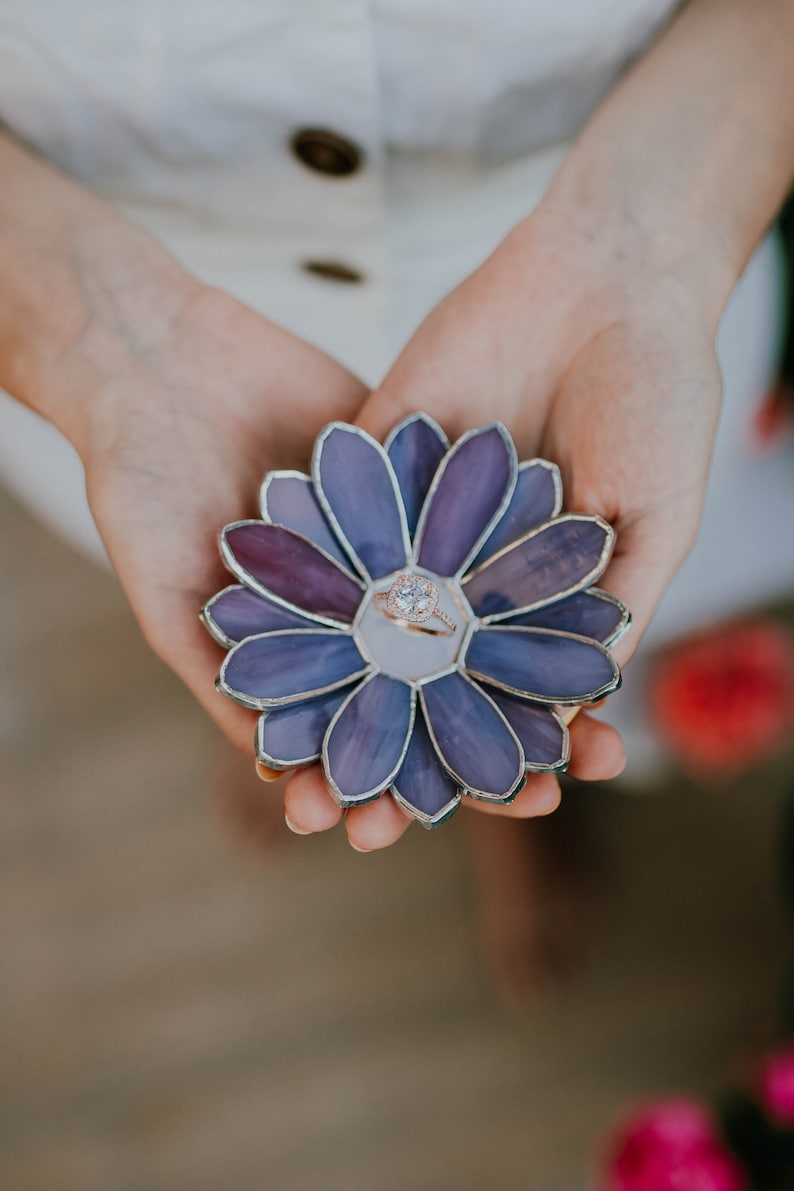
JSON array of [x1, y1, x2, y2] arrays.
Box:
[[506, 589, 630, 646], [202, 585, 319, 645], [391, 708, 461, 827], [221, 630, 368, 707], [420, 673, 524, 801], [416, 424, 516, 576], [313, 424, 409, 579], [470, 460, 561, 570], [324, 674, 414, 804], [465, 627, 620, 704], [489, 691, 569, 771], [260, 471, 350, 566], [256, 687, 353, 767], [385, 413, 448, 537], [222, 522, 363, 624], [463, 514, 614, 619]]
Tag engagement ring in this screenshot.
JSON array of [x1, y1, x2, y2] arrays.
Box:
[[374, 574, 457, 635]]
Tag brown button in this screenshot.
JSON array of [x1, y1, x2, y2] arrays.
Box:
[[290, 128, 362, 177], [302, 260, 364, 284]]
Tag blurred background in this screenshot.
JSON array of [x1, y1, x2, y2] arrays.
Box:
[[2, 466, 792, 1190]]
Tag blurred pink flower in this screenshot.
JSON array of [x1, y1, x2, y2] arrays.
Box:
[[600, 1099, 746, 1191], [758, 1043, 794, 1128], [649, 620, 794, 778]]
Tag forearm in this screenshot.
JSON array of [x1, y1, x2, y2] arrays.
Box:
[[543, 0, 794, 322], [0, 130, 196, 450]]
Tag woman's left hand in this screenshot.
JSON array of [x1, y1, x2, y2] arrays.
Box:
[[284, 199, 724, 850]]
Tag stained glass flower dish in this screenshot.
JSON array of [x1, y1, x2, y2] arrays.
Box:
[[202, 415, 630, 829]]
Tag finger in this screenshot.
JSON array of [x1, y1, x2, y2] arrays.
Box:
[[142, 601, 259, 753], [283, 766, 344, 834], [566, 711, 626, 780], [201, 682, 258, 754], [465, 773, 562, 819], [599, 509, 698, 669], [345, 795, 412, 851], [355, 384, 418, 443]]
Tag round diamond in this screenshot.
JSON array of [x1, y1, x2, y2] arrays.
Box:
[[390, 576, 437, 621]]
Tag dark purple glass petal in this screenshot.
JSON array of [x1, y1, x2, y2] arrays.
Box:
[[313, 424, 408, 579], [221, 631, 367, 706], [416, 424, 516, 576], [465, 627, 620, 703], [324, 675, 414, 804], [489, 691, 569, 771], [391, 707, 461, 827], [222, 522, 363, 624], [385, 414, 448, 538], [203, 584, 319, 645], [261, 472, 350, 566], [420, 673, 524, 800], [463, 515, 614, 619], [257, 687, 353, 767], [470, 460, 561, 570], [505, 589, 629, 645]]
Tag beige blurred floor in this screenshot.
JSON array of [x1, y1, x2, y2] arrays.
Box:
[[0, 484, 789, 1191]]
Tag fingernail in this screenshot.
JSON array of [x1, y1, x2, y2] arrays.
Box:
[[349, 841, 372, 853], [285, 814, 311, 836]]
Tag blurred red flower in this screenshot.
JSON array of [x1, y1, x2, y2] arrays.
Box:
[[599, 1099, 746, 1191], [757, 1042, 794, 1128], [649, 620, 794, 777]]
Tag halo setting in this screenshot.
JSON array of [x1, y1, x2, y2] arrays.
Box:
[[373, 573, 457, 633]]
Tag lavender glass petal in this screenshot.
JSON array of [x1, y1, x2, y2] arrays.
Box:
[[466, 627, 618, 701], [470, 461, 560, 570], [506, 589, 628, 645], [386, 415, 447, 537], [417, 426, 515, 576], [489, 690, 568, 770], [463, 516, 611, 618], [258, 687, 353, 765], [263, 474, 350, 566], [206, 585, 318, 643], [315, 426, 407, 578], [225, 523, 362, 622], [421, 673, 523, 799], [392, 709, 461, 820], [224, 631, 366, 702], [325, 675, 413, 802]]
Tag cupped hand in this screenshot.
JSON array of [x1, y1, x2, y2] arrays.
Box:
[[79, 282, 368, 751], [285, 203, 723, 849]]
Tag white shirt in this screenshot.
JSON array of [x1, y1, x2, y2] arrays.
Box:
[[0, 0, 792, 739], [0, 0, 677, 376]]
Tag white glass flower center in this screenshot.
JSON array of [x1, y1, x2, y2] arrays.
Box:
[[354, 569, 473, 685]]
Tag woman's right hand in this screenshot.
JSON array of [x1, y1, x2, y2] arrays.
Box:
[[0, 130, 369, 751]]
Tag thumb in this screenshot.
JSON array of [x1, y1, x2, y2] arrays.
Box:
[[354, 384, 421, 443]]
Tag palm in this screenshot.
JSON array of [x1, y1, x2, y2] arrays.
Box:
[[84, 287, 367, 749]]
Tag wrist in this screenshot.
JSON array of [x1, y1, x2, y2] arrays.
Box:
[[0, 132, 201, 458], [5, 216, 201, 459], [526, 0, 794, 337], [534, 151, 740, 338]]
